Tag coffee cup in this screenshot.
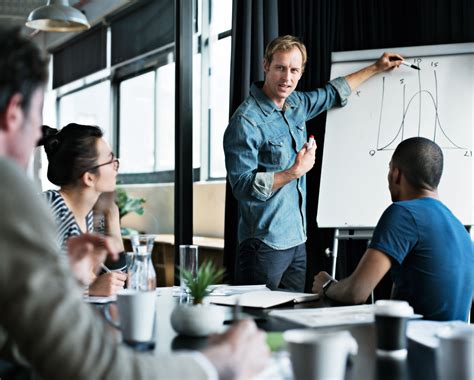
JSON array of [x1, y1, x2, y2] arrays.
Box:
[[283, 329, 358, 380], [374, 300, 414, 359], [436, 324, 474, 380], [105, 289, 157, 350]]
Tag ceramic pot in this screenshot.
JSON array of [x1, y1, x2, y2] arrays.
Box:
[[170, 303, 225, 337]]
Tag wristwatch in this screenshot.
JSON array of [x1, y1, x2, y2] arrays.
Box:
[[322, 278, 335, 295]]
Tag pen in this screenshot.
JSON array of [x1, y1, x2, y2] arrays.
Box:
[[101, 263, 112, 273], [101, 263, 127, 273], [308, 135, 315, 148], [389, 57, 420, 70], [400, 61, 420, 70]]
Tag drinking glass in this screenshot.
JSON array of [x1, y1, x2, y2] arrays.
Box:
[[179, 245, 199, 293]]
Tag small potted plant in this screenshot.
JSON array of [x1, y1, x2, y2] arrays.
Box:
[[115, 188, 146, 236], [170, 261, 226, 337]]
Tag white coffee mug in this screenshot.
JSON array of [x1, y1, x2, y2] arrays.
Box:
[[283, 329, 358, 380], [106, 289, 157, 344], [436, 324, 474, 380]]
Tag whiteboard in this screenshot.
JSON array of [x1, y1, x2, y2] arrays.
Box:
[[317, 43, 473, 228]]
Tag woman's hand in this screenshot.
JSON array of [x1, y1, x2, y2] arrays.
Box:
[[93, 191, 119, 217], [88, 272, 127, 296], [67, 233, 120, 286]]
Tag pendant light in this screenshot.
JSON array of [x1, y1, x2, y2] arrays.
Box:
[[26, 0, 90, 32]]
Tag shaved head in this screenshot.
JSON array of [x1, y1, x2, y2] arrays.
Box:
[[391, 137, 443, 191]]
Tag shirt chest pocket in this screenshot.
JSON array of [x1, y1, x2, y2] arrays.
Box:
[[294, 122, 307, 150], [268, 135, 289, 166]]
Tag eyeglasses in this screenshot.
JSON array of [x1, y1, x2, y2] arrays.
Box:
[[84, 157, 120, 173]]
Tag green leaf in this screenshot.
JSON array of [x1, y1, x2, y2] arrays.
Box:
[[180, 261, 225, 304], [116, 188, 146, 219]]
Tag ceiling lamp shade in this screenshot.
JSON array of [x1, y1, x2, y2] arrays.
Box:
[[26, 0, 90, 32]]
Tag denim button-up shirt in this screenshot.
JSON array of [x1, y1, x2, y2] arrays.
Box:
[[224, 77, 351, 249]]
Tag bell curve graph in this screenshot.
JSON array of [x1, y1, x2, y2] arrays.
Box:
[[318, 45, 473, 228], [368, 57, 472, 157]]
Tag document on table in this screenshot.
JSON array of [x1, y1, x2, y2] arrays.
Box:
[[269, 304, 376, 327], [172, 284, 269, 297], [407, 320, 470, 348], [210, 290, 319, 309], [208, 284, 269, 296]]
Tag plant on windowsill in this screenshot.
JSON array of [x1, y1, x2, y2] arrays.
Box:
[[115, 188, 146, 236], [170, 261, 226, 337]]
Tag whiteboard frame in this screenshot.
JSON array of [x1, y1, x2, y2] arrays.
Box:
[[316, 42, 474, 228], [332, 42, 474, 63]]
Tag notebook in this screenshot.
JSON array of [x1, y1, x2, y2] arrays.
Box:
[[210, 290, 319, 309]]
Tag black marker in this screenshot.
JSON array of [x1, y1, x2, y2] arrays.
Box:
[[400, 61, 420, 70], [390, 57, 420, 70]]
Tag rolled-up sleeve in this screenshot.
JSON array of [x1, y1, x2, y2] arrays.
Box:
[[224, 115, 273, 202], [328, 76, 351, 106], [251, 172, 274, 200]]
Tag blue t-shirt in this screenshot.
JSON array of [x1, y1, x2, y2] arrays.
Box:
[[369, 197, 473, 321]]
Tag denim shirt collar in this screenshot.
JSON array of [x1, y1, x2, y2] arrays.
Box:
[[250, 81, 301, 116]]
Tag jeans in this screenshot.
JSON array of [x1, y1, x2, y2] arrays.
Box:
[[236, 239, 307, 292]]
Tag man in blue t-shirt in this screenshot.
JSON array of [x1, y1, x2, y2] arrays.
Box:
[[312, 137, 473, 321]]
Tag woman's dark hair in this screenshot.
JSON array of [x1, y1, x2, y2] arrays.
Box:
[[37, 123, 103, 186]]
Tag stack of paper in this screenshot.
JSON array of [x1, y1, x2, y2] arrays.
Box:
[[210, 290, 319, 309], [269, 304, 375, 327]]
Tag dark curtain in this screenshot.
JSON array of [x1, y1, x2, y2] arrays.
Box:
[[223, 0, 279, 283], [278, 0, 474, 292]]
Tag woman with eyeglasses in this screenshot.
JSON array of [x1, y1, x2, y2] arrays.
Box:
[[38, 123, 126, 296]]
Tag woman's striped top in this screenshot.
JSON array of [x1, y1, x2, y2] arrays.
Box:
[[43, 189, 94, 253]]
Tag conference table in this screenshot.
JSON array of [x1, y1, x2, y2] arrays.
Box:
[[110, 288, 437, 380]]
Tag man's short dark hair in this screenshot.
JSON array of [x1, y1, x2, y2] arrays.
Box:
[[0, 28, 49, 114], [392, 137, 444, 191]]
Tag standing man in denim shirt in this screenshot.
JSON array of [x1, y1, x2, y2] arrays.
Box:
[[224, 35, 403, 292]]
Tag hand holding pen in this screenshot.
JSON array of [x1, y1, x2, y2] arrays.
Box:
[[101, 263, 127, 273], [389, 56, 421, 70]]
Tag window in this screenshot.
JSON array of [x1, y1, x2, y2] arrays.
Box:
[[210, 0, 232, 34], [119, 71, 155, 174], [155, 62, 175, 171], [53, 0, 233, 184], [118, 54, 201, 178], [208, 37, 231, 178], [206, 0, 232, 179], [193, 54, 202, 169], [58, 80, 112, 143]]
